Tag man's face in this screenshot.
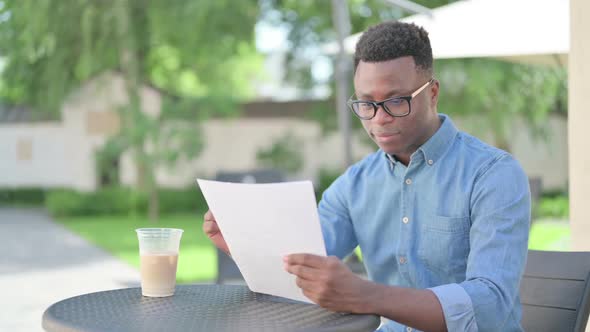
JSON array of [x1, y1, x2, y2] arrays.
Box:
[[353, 57, 440, 161]]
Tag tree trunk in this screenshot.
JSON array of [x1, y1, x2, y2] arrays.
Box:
[[331, 0, 353, 168], [148, 187, 159, 222], [115, 1, 159, 221]]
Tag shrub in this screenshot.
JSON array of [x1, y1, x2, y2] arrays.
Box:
[[158, 187, 207, 214], [45, 186, 206, 217], [315, 168, 342, 202], [89, 187, 147, 215], [45, 189, 89, 216], [256, 132, 304, 175], [0, 188, 46, 206], [46, 188, 147, 217], [536, 195, 569, 218]]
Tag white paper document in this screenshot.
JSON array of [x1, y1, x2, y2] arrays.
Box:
[[197, 179, 326, 303]]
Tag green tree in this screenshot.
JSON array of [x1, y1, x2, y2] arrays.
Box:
[[263, 0, 456, 88], [256, 132, 304, 174], [436, 58, 567, 151], [266, 0, 567, 153], [0, 0, 261, 220]]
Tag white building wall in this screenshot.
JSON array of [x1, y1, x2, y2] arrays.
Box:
[[132, 118, 374, 188], [60, 71, 162, 191], [0, 72, 164, 191], [455, 115, 568, 191], [510, 116, 568, 190], [0, 123, 73, 187], [0, 106, 569, 193], [61, 103, 98, 192], [140, 115, 569, 191]]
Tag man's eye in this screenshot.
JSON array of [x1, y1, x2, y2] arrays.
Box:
[[358, 103, 374, 110], [385, 99, 403, 106]]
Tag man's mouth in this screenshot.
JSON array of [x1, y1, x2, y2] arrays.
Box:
[[373, 130, 400, 138], [372, 130, 401, 143]]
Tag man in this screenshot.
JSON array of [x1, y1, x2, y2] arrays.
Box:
[[203, 21, 530, 332]]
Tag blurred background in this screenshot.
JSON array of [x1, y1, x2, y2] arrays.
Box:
[[0, 0, 578, 330]]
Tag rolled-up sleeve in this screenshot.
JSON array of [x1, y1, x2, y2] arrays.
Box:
[[433, 153, 531, 332], [430, 283, 478, 331]]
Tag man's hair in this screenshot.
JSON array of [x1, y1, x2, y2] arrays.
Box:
[[354, 21, 433, 75]]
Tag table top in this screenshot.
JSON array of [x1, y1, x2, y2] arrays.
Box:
[[43, 284, 380, 332]]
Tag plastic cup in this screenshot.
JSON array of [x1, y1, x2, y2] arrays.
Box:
[[136, 228, 183, 297]]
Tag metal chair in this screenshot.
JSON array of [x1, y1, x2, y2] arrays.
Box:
[[213, 169, 285, 284], [528, 177, 543, 222], [520, 250, 590, 332]]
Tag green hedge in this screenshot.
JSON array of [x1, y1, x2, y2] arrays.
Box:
[[315, 168, 342, 202], [536, 195, 569, 218], [45, 187, 207, 217], [0, 188, 46, 206], [158, 188, 207, 214]]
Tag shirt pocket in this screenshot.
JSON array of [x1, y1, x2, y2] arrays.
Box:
[[418, 215, 470, 277]]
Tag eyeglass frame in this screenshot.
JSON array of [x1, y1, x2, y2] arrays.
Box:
[[347, 78, 435, 120]]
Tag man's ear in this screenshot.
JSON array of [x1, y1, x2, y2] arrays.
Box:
[[430, 79, 440, 108]]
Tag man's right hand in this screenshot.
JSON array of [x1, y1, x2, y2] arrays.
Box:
[[202, 210, 231, 256]]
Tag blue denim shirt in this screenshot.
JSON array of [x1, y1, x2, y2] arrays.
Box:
[[318, 114, 530, 332]]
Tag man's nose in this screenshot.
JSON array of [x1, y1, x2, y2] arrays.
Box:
[[372, 104, 395, 124]]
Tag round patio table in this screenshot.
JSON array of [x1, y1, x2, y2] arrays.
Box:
[[43, 284, 381, 332]]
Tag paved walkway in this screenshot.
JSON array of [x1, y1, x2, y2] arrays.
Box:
[[0, 208, 141, 332]]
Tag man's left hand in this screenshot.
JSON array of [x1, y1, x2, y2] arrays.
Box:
[[283, 253, 375, 313]]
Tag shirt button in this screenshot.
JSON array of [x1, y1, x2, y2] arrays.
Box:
[[399, 256, 407, 264], [406, 327, 413, 332], [427, 159, 434, 165], [405, 178, 412, 185], [402, 217, 409, 224]]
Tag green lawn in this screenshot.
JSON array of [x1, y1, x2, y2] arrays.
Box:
[[57, 213, 216, 284], [57, 215, 571, 284], [528, 220, 571, 251]]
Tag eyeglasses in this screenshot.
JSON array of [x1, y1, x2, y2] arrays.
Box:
[[347, 78, 434, 120]]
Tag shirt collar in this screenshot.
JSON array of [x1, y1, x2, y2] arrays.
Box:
[[385, 153, 397, 164], [382, 113, 458, 167], [417, 113, 458, 166]]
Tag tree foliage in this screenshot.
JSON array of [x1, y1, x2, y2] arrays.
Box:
[[436, 58, 567, 150], [0, 0, 262, 220], [265, 0, 567, 151], [0, 0, 261, 112], [256, 131, 304, 174], [262, 0, 455, 86]]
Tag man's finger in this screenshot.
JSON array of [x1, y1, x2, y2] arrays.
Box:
[[285, 263, 317, 280], [284, 253, 326, 268], [204, 210, 215, 221], [203, 220, 220, 234], [295, 276, 316, 291], [302, 289, 320, 305]]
